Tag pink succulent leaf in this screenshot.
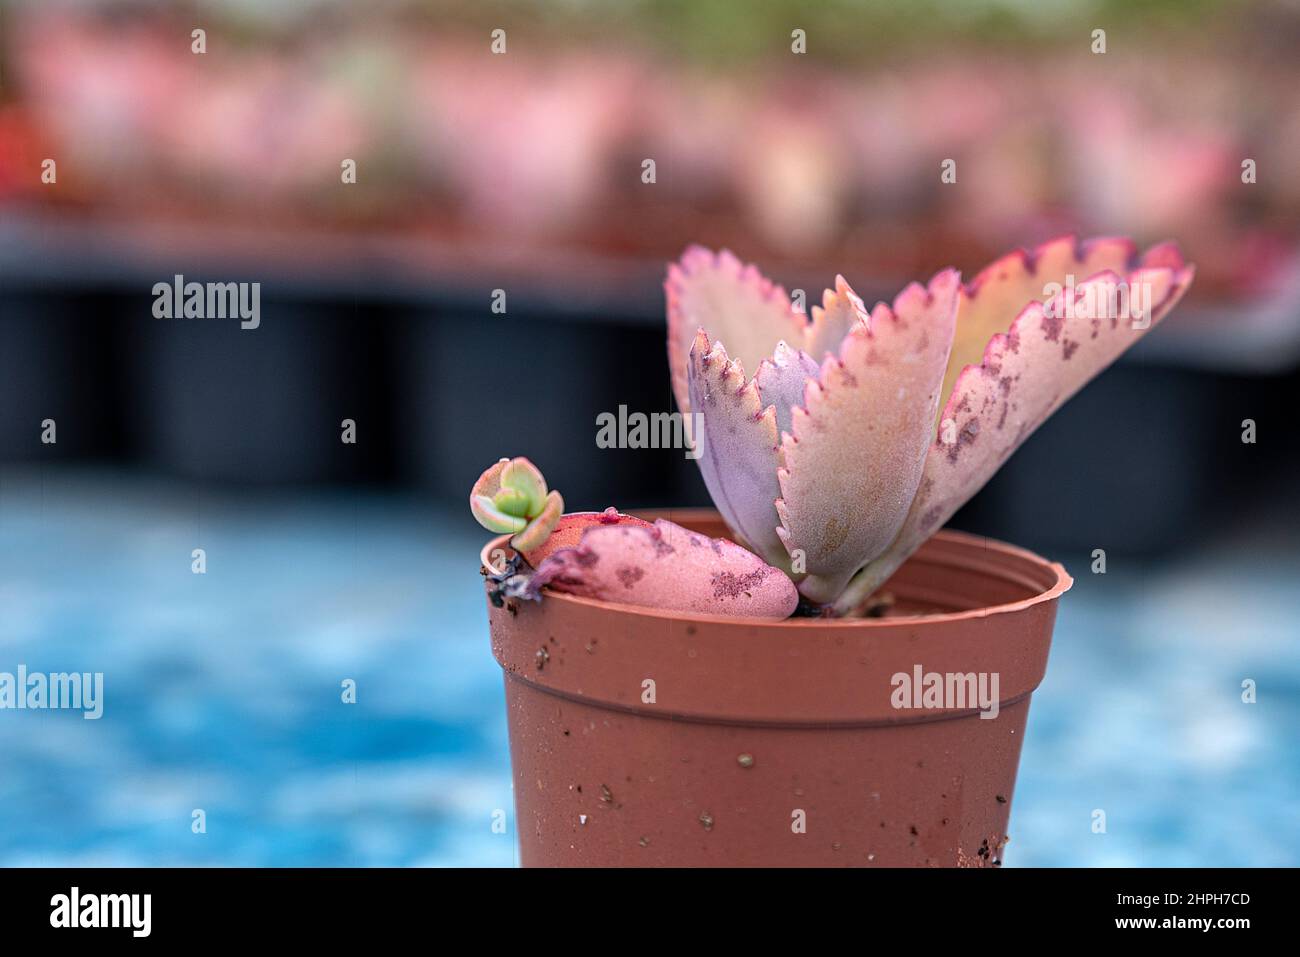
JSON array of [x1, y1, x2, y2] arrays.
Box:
[[754, 340, 822, 437], [470, 458, 508, 495], [471, 494, 528, 534], [803, 276, 870, 361], [508, 489, 564, 554], [666, 246, 805, 416], [519, 507, 652, 566], [499, 457, 548, 515], [491, 487, 532, 518], [938, 235, 1146, 420], [469, 458, 536, 534], [686, 330, 789, 570], [840, 255, 1194, 613], [529, 518, 798, 619], [775, 269, 961, 604], [471, 456, 563, 545]]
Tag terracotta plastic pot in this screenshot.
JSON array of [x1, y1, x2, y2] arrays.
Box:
[[483, 510, 1071, 867]]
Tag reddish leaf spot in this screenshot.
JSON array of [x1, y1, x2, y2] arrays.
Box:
[[650, 533, 676, 557], [1041, 310, 1065, 343], [822, 515, 850, 554], [615, 565, 645, 589], [711, 568, 768, 599], [946, 418, 980, 463], [920, 505, 943, 531]]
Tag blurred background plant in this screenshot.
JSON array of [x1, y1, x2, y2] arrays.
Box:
[[4, 0, 1297, 297], [0, 0, 1297, 866]]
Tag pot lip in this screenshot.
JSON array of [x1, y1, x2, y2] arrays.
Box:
[[480, 521, 1073, 628]]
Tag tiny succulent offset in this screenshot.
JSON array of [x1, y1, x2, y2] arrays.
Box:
[[474, 235, 1194, 619]]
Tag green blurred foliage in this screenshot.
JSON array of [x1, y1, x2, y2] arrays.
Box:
[[413, 0, 1257, 64]]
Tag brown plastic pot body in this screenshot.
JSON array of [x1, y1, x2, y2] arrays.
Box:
[[484, 511, 1071, 867]]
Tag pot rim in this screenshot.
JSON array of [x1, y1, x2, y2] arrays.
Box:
[[481, 522, 1072, 627]]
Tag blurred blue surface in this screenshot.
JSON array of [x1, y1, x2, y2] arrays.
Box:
[[1, 468, 1296, 866]]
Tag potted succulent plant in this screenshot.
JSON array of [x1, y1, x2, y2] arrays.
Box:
[[473, 236, 1193, 867]]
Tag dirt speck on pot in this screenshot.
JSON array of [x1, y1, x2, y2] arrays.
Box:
[[996, 794, 1007, 804], [535, 647, 549, 670], [698, 811, 714, 831], [600, 784, 614, 804], [737, 753, 754, 768], [958, 833, 1009, 868], [638, 836, 650, 847]]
